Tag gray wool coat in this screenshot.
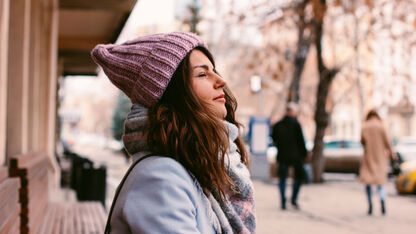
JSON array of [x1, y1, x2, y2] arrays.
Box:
[[108, 152, 216, 234]]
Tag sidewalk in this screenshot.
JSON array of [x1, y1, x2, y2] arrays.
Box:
[[73, 145, 415, 234], [255, 176, 415, 234]]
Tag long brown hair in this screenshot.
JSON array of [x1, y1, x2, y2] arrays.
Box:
[[366, 109, 381, 121], [146, 46, 247, 201]]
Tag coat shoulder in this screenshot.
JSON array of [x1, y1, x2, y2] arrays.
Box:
[[111, 156, 212, 233]]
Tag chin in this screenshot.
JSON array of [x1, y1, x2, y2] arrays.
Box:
[[217, 108, 227, 119], [210, 103, 227, 119]]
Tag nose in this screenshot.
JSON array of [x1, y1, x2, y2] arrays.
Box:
[[214, 73, 227, 89]]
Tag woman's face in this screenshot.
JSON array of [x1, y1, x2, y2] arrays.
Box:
[[189, 49, 227, 118]]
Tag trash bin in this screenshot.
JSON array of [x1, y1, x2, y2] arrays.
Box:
[[68, 153, 107, 208], [70, 155, 93, 191], [77, 163, 107, 207]]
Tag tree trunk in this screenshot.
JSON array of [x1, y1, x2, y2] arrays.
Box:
[[310, 0, 339, 183], [288, 0, 311, 103], [311, 71, 334, 182]]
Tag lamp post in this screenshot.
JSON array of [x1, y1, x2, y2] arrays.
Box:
[[250, 75, 263, 116]]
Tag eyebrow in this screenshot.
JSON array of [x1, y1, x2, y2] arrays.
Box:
[[192, 65, 210, 70]]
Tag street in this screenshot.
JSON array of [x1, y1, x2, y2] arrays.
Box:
[[74, 145, 416, 234]]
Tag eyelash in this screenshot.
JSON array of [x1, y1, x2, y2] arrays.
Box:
[[197, 69, 218, 77]]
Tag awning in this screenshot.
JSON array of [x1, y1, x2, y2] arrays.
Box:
[[59, 0, 137, 75]]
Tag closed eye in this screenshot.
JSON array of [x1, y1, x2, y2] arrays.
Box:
[[198, 72, 207, 77]]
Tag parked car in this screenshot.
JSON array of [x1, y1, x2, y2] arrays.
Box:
[[267, 139, 363, 175], [323, 140, 363, 174], [394, 137, 416, 162], [266, 140, 312, 181], [396, 160, 416, 194], [269, 138, 402, 176]]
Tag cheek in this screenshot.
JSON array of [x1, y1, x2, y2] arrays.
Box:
[[191, 80, 211, 101]]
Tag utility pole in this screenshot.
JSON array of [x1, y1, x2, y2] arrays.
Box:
[[189, 0, 200, 34]]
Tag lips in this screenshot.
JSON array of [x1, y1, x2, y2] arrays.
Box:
[[214, 94, 226, 103]]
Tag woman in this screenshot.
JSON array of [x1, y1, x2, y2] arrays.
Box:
[[359, 109, 395, 215], [91, 32, 256, 233]]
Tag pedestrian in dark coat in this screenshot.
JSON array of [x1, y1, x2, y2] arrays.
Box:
[[271, 102, 307, 210]]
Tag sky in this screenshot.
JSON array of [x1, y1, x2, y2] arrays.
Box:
[[117, 0, 177, 43]]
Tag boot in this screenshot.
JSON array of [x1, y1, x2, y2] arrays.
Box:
[[291, 200, 299, 210], [368, 203, 372, 215], [381, 201, 386, 215], [281, 198, 286, 210]]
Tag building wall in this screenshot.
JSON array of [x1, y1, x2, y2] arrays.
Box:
[[1, 0, 58, 172], [0, 0, 9, 165], [7, 0, 31, 158]]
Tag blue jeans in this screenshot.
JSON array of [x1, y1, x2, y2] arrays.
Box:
[[365, 185, 386, 204], [278, 162, 303, 204]]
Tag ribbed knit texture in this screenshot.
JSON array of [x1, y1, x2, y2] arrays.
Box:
[[91, 32, 205, 107]]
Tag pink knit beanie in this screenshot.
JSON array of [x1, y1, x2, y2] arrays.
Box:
[[91, 32, 205, 107]]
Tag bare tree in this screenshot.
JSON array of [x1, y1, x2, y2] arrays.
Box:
[[288, 0, 313, 103], [198, 0, 416, 182], [307, 0, 339, 182]]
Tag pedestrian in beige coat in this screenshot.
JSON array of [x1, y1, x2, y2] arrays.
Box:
[[360, 109, 395, 215]]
